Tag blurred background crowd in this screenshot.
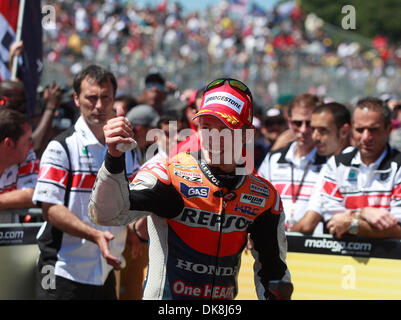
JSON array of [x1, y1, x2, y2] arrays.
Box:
[[41, 0, 401, 118]]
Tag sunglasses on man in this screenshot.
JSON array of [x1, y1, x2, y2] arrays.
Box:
[[146, 82, 166, 91], [290, 120, 311, 128]]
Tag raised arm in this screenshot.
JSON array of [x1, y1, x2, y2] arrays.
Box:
[[88, 116, 184, 226]]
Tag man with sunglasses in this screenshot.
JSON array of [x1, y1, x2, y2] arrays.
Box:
[[292, 102, 352, 234], [89, 78, 293, 300], [258, 93, 324, 231], [135, 73, 177, 115]]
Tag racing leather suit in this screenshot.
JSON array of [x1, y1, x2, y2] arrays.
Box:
[[89, 152, 292, 300]]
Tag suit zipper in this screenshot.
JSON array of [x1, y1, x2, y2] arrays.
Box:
[[210, 199, 226, 300]]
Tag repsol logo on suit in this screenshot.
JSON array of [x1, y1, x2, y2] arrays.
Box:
[[178, 208, 253, 233]]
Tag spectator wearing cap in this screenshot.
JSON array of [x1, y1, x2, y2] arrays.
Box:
[[135, 73, 177, 115], [255, 107, 288, 170], [126, 104, 160, 165]]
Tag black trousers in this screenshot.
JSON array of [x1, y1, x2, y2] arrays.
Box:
[[36, 267, 117, 300]]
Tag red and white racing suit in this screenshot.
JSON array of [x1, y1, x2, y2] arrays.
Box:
[[89, 152, 292, 300]]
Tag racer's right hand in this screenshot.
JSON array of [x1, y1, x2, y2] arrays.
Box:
[[103, 115, 134, 158]]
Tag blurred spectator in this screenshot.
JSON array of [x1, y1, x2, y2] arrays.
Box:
[[0, 80, 28, 114], [255, 106, 288, 170], [0, 80, 62, 156], [258, 93, 324, 231], [135, 73, 171, 115], [126, 104, 160, 164], [0, 108, 38, 223], [169, 87, 204, 157], [312, 98, 401, 238], [292, 102, 351, 234], [40, 1, 401, 108], [389, 103, 401, 151], [113, 95, 137, 116], [33, 65, 140, 300]]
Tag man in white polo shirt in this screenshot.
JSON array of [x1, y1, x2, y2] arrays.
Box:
[[33, 65, 140, 299], [311, 98, 401, 238], [258, 93, 324, 231]]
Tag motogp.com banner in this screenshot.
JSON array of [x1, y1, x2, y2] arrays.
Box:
[[286, 232, 401, 260], [0, 223, 41, 246]]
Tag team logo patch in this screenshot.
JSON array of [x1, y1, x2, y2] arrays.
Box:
[[250, 184, 269, 197], [240, 193, 266, 207], [180, 182, 209, 199], [174, 169, 203, 183], [347, 169, 357, 181], [234, 204, 258, 216]]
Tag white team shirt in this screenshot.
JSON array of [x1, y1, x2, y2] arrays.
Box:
[[258, 141, 326, 230], [315, 145, 401, 223], [0, 150, 38, 223], [33, 116, 141, 285]]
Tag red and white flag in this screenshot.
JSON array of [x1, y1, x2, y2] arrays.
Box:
[[0, 0, 43, 117]]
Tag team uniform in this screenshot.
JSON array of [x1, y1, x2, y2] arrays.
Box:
[[316, 144, 401, 223], [257, 142, 326, 230], [89, 152, 292, 300], [33, 116, 141, 289], [0, 150, 39, 223]]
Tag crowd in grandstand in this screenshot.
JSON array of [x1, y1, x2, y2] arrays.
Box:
[[42, 0, 401, 107]]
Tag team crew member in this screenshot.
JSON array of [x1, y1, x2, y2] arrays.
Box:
[[33, 65, 141, 300], [292, 102, 351, 234], [0, 108, 38, 223], [315, 98, 401, 238], [257, 93, 324, 230], [89, 78, 293, 300]]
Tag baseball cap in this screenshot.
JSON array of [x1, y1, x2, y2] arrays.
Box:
[[266, 107, 283, 118], [126, 104, 160, 127], [192, 83, 253, 129], [145, 73, 165, 86]]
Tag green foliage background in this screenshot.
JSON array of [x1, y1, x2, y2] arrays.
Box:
[[300, 0, 401, 41]]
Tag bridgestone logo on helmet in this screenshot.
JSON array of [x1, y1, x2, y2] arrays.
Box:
[[203, 92, 244, 113]]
